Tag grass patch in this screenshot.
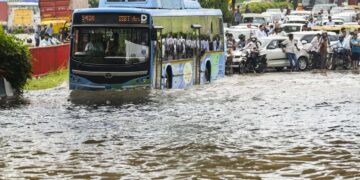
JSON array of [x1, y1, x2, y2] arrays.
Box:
[[25, 69, 68, 90]]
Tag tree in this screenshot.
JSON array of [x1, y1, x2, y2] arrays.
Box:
[[89, 0, 99, 8], [198, 0, 233, 23], [0, 27, 32, 94]]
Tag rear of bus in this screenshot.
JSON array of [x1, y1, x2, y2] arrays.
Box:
[[70, 9, 151, 90]]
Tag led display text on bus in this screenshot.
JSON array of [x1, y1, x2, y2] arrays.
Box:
[[74, 14, 148, 25]]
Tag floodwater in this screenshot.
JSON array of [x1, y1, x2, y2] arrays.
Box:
[[1, 72, 360, 179]]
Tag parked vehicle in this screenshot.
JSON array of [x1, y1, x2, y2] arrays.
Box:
[[327, 46, 351, 70], [224, 27, 257, 44], [262, 12, 282, 22], [241, 14, 267, 25], [281, 23, 305, 34], [258, 36, 310, 71], [312, 4, 337, 16], [290, 11, 311, 20], [333, 12, 357, 23], [284, 16, 308, 25], [316, 19, 344, 26], [293, 31, 338, 48]]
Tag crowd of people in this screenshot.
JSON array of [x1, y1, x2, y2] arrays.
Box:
[[32, 23, 70, 47], [227, 5, 360, 72]]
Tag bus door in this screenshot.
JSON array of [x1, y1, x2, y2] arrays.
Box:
[[153, 26, 163, 89], [192, 24, 202, 85]]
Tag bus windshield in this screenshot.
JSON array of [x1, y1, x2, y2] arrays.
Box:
[[73, 27, 149, 65]]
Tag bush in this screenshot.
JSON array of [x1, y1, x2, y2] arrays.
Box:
[[0, 26, 32, 94], [199, 0, 233, 23], [241, 2, 292, 14]]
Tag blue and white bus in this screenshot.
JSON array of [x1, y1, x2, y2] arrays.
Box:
[[70, 0, 225, 90]]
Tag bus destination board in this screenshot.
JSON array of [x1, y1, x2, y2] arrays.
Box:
[[75, 13, 148, 25]]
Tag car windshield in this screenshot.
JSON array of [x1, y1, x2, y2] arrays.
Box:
[[258, 39, 270, 48], [283, 26, 301, 33], [243, 17, 266, 24], [267, 9, 280, 13], [73, 27, 149, 65]]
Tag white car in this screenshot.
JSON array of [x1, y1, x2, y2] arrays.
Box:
[[258, 36, 310, 71], [284, 16, 308, 25], [224, 27, 257, 43], [241, 13, 267, 25], [292, 31, 339, 50], [315, 19, 344, 26], [312, 4, 337, 16], [229, 36, 310, 72], [281, 23, 305, 34], [290, 11, 311, 20], [333, 12, 357, 23]]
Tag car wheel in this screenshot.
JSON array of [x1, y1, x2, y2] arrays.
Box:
[[239, 61, 246, 74], [298, 57, 308, 71], [275, 67, 284, 71], [205, 62, 211, 83], [225, 59, 233, 75], [165, 68, 172, 89]]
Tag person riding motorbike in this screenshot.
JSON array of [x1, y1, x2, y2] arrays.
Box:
[[332, 35, 351, 68], [238, 34, 246, 49], [243, 36, 261, 71]]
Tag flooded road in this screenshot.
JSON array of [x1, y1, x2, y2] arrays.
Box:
[[1, 72, 360, 179]]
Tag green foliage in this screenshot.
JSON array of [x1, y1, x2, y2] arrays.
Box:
[[25, 69, 68, 90], [241, 2, 292, 13], [199, 0, 233, 23], [89, 0, 99, 8], [0, 27, 32, 94]]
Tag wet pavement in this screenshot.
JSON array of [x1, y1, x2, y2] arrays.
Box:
[[1, 71, 360, 179]]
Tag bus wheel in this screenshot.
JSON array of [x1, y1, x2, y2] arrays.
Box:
[[165, 67, 172, 89], [205, 62, 211, 83]]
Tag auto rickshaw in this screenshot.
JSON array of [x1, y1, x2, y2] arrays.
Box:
[[40, 19, 70, 35]]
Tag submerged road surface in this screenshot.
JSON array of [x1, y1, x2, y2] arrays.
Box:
[[1, 72, 360, 179]]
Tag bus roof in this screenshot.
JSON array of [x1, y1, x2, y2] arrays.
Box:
[[73, 8, 222, 17], [99, 0, 201, 9]]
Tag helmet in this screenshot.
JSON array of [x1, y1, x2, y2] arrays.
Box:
[[239, 34, 245, 39]]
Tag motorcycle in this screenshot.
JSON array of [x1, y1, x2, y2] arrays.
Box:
[[327, 46, 351, 70], [238, 49, 267, 74]]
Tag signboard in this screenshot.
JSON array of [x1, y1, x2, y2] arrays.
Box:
[[39, 0, 72, 20], [74, 13, 149, 25]]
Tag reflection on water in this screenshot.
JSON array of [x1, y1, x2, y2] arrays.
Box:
[[69, 89, 153, 106], [0, 72, 360, 179]]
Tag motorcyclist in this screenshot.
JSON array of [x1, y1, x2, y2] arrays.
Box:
[[333, 35, 351, 64], [334, 35, 349, 53], [243, 36, 261, 71], [238, 34, 246, 49]]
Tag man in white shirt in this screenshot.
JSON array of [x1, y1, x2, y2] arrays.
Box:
[[309, 33, 321, 69], [326, 16, 335, 26], [256, 24, 267, 38], [307, 18, 315, 29], [40, 33, 53, 47], [45, 23, 53, 37], [282, 33, 300, 71], [85, 35, 104, 53]]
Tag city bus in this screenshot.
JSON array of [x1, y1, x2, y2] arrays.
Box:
[[69, 0, 225, 90]]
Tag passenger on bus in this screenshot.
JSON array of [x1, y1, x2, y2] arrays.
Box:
[[85, 34, 104, 53], [186, 35, 193, 58], [166, 34, 175, 60], [105, 33, 120, 56]]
